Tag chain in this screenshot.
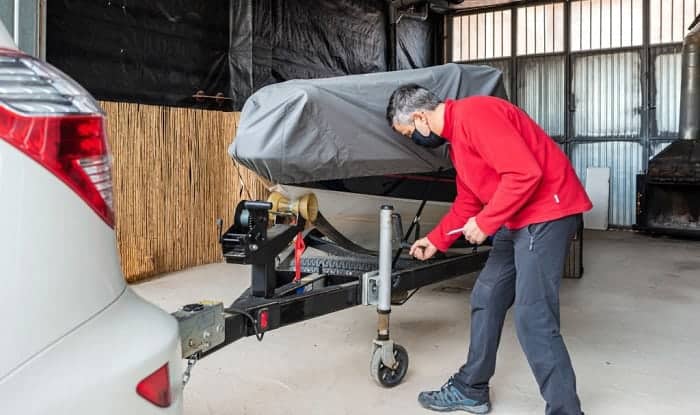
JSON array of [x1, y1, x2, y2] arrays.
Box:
[[182, 353, 199, 387]]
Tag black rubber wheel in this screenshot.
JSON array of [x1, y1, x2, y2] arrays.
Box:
[[370, 344, 409, 388]]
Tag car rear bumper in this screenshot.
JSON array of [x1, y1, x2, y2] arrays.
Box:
[[0, 287, 183, 415]]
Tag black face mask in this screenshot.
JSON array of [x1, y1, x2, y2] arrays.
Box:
[[412, 128, 445, 148]]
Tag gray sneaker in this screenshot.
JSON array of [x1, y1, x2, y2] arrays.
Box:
[[417, 378, 491, 413]]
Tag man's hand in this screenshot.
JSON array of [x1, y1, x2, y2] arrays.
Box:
[[463, 217, 488, 245], [409, 237, 438, 261]]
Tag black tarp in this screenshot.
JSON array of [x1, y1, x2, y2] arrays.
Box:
[[47, 0, 230, 109], [231, 0, 389, 109], [47, 0, 442, 110], [397, 15, 441, 70], [255, 0, 388, 87]]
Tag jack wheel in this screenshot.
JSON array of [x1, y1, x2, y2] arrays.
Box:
[[370, 344, 409, 388]]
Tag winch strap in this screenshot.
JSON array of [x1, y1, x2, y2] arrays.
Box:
[[294, 232, 306, 281]]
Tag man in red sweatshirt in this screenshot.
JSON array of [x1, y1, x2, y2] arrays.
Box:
[[386, 84, 592, 415]]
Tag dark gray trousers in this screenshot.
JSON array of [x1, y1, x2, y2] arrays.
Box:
[[453, 215, 583, 415]]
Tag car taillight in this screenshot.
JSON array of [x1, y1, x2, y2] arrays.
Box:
[[136, 363, 172, 408], [0, 50, 114, 227]]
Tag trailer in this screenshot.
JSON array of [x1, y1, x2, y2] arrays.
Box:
[[173, 192, 489, 387]]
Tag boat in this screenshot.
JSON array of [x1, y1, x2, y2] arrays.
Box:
[[230, 63, 507, 250]]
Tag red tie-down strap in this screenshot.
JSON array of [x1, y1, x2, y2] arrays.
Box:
[[294, 232, 306, 282]]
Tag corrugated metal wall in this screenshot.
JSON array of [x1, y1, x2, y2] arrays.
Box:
[[449, 0, 694, 227], [650, 140, 674, 158], [572, 52, 642, 139], [485, 59, 512, 99], [571, 141, 643, 226], [652, 50, 682, 138], [571, 51, 643, 225], [649, 44, 683, 166], [518, 55, 565, 140]]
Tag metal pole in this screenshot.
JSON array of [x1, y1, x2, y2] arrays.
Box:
[[13, 0, 20, 46], [387, 4, 397, 70], [378, 205, 393, 313], [39, 0, 46, 60], [642, 0, 651, 170], [564, 0, 572, 157], [374, 205, 396, 372]]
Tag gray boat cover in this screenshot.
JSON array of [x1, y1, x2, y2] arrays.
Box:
[[230, 63, 507, 184]]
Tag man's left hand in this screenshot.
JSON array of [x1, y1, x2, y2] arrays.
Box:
[[463, 217, 488, 245]]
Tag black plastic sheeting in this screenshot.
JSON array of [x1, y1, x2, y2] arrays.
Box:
[[47, 0, 230, 109], [47, 0, 440, 111], [257, 0, 387, 84], [232, 0, 388, 109], [397, 15, 442, 70]]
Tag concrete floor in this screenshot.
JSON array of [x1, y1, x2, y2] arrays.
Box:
[[133, 230, 700, 414]]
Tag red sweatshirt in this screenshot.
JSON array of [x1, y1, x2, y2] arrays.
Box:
[[426, 96, 592, 252]]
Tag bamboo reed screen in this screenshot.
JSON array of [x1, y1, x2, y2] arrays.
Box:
[[101, 102, 268, 282]]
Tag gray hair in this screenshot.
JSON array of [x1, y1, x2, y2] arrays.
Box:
[[386, 84, 443, 126]]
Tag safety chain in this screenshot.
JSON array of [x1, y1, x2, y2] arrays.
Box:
[[182, 353, 200, 387]]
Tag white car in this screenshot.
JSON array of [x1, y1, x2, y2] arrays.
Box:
[[0, 22, 183, 414]]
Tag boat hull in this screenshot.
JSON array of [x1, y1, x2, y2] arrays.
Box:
[[281, 184, 453, 251]]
